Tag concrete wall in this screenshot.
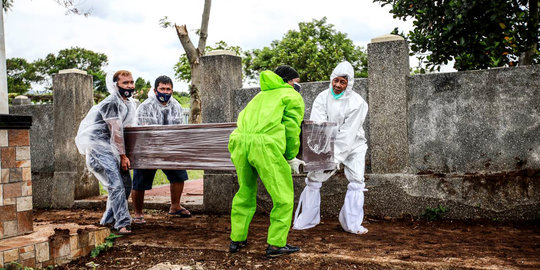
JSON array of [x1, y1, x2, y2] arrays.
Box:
[[202, 38, 539, 220], [408, 66, 540, 173], [10, 105, 55, 208], [9, 70, 97, 208]]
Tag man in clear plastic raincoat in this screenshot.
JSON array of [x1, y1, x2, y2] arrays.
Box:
[[75, 70, 136, 234], [293, 61, 369, 235], [228, 69, 305, 258], [131, 75, 190, 224]]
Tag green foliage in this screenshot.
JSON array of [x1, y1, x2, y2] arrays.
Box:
[[90, 233, 123, 258], [34, 46, 109, 92], [6, 58, 43, 95], [373, 0, 539, 71], [134, 77, 151, 101], [174, 41, 242, 83], [173, 91, 190, 108], [421, 205, 448, 221], [244, 17, 368, 82]]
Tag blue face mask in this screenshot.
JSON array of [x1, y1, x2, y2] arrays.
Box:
[[156, 91, 172, 103], [331, 88, 345, 99]]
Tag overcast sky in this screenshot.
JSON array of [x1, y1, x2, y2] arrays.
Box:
[[4, 0, 418, 92]]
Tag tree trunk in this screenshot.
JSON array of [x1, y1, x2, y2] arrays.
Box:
[[174, 0, 211, 124]]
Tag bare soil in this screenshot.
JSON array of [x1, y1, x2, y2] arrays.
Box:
[[34, 208, 539, 270]]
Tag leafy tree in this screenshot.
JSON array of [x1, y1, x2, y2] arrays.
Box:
[[173, 40, 241, 82], [374, 0, 539, 71], [243, 17, 368, 82], [34, 47, 108, 92], [134, 77, 151, 101], [6, 57, 42, 94]]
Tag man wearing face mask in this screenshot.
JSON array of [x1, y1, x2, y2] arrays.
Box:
[[131, 75, 191, 224], [293, 61, 369, 235], [76, 70, 137, 235], [274, 65, 302, 91]]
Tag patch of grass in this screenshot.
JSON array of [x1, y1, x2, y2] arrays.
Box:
[[91, 233, 123, 258], [421, 205, 448, 221], [187, 170, 204, 180]]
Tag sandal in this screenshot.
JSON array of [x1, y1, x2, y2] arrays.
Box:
[[117, 226, 132, 235], [133, 216, 146, 224], [168, 207, 192, 218]]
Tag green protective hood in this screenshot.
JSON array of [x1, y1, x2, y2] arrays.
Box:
[[231, 70, 305, 160], [260, 70, 294, 91]]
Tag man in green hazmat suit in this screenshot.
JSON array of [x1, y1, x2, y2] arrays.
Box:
[[228, 68, 305, 258]]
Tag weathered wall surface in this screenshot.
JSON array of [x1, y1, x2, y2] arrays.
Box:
[[10, 104, 55, 208], [202, 42, 539, 220], [408, 66, 540, 174]]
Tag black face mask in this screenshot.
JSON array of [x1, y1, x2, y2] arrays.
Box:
[[293, 82, 302, 91], [118, 86, 135, 98]]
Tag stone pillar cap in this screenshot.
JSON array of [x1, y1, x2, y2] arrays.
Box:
[[14, 95, 29, 99], [58, 68, 87, 75], [371, 34, 405, 43], [206, 50, 238, 57]]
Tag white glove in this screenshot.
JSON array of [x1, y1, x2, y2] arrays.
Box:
[[287, 158, 306, 174]]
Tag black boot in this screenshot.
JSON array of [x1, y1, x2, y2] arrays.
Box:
[[265, 244, 300, 258], [229, 240, 248, 253]]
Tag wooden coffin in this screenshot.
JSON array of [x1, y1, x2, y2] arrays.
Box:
[[124, 121, 336, 172]]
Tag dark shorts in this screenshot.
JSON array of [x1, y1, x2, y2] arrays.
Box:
[[132, 169, 189, 191]]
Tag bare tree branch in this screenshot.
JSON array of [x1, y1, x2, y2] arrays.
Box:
[[175, 24, 199, 65], [197, 0, 212, 56]]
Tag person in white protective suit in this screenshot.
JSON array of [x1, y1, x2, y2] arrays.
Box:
[[75, 70, 137, 235], [131, 75, 191, 224], [293, 61, 369, 234]]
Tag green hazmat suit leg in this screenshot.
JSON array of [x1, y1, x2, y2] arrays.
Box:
[[229, 135, 294, 247], [229, 137, 259, 243]]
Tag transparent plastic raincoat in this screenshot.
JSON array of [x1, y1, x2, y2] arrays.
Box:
[[293, 61, 369, 234], [229, 70, 305, 247], [136, 88, 185, 126], [75, 73, 136, 230]]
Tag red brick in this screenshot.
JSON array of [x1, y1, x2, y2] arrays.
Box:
[[17, 211, 33, 234], [1, 147, 16, 168], [8, 130, 30, 146], [0, 205, 17, 221], [3, 182, 22, 199]]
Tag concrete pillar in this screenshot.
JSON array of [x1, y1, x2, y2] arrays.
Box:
[[199, 50, 242, 123], [199, 51, 242, 213], [51, 69, 95, 208], [367, 35, 410, 173], [0, 4, 8, 114]]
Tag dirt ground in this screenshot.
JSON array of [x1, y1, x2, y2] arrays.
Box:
[[34, 208, 539, 270]]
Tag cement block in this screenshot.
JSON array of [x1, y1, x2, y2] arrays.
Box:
[[3, 220, 17, 237], [367, 38, 410, 173], [15, 146, 30, 161], [16, 196, 32, 212], [51, 172, 75, 208], [35, 242, 50, 263], [203, 173, 237, 213], [0, 130, 7, 147], [199, 53, 242, 123], [3, 248, 18, 263]]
